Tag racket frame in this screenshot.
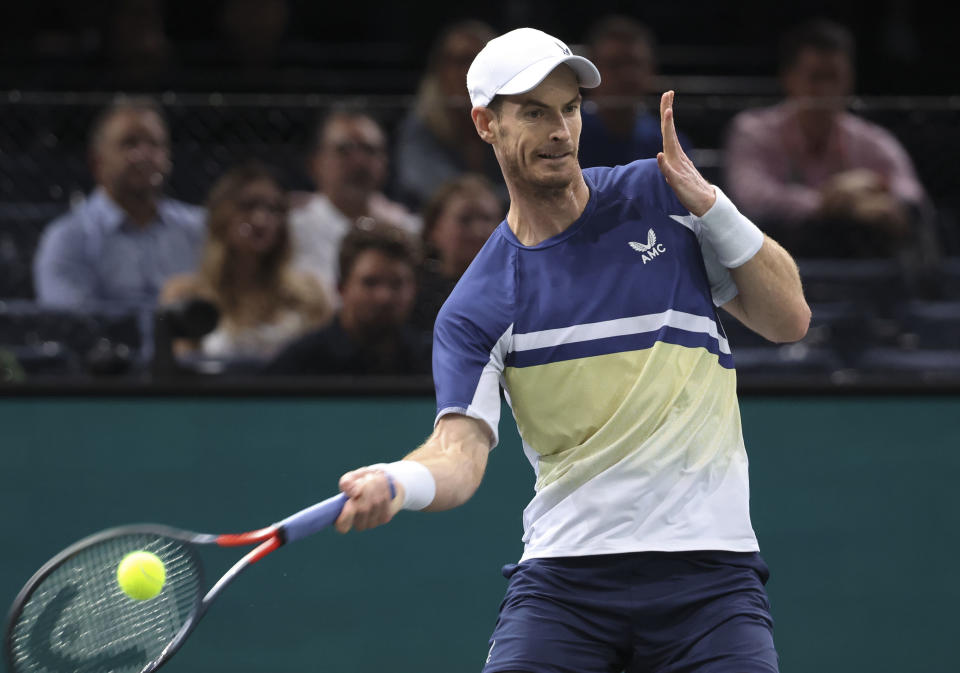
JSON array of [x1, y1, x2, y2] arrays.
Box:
[[4, 525, 205, 673], [5, 488, 380, 673]]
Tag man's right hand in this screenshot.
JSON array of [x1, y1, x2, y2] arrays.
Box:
[[335, 467, 405, 533]]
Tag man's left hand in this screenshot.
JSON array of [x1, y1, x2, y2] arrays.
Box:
[[657, 91, 716, 217]]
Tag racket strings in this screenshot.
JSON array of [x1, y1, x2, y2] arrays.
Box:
[[9, 534, 201, 673]]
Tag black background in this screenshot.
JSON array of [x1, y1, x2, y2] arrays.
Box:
[[0, 0, 953, 94]]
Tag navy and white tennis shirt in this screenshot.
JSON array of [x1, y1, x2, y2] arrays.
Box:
[[433, 159, 759, 561]]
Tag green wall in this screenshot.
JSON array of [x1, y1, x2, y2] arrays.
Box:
[[1, 397, 958, 672]]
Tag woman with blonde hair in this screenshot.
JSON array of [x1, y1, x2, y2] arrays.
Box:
[[411, 173, 503, 330], [161, 162, 331, 360], [393, 20, 505, 209]]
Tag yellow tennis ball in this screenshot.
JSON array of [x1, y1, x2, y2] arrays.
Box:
[[116, 551, 166, 600]]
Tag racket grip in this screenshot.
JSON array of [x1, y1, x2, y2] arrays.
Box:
[[279, 478, 395, 543], [279, 493, 348, 543]]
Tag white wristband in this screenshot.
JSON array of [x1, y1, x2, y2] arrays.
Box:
[[698, 187, 765, 268], [368, 461, 436, 511]]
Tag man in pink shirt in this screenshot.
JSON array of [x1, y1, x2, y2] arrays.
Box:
[[724, 19, 929, 258]]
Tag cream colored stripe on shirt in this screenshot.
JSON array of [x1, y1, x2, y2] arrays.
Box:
[[511, 309, 731, 355]]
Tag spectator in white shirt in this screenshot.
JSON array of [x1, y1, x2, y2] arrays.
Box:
[[289, 107, 420, 301]]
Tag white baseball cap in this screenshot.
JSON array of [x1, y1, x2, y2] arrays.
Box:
[[466, 27, 601, 108]]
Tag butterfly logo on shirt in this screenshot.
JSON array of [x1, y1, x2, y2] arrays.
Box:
[[629, 229, 668, 264]]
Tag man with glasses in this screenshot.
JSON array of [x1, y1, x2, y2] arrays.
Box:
[[290, 107, 421, 301]]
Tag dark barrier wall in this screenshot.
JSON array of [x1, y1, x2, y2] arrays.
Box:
[[1, 397, 958, 673]]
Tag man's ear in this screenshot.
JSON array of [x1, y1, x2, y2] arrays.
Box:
[[471, 106, 498, 145]]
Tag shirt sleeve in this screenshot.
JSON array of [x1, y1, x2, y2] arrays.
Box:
[[432, 301, 510, 449], [723, 111, 821, 223], [33, 219, 99, 307], [866, 125, 927, 207], [697, 230, 739, 307]]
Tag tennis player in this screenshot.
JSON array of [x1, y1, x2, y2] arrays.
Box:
[[336, 27, 810, 673]]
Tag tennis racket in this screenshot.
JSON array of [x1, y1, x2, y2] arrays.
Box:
[[4, 484, 390, 673]]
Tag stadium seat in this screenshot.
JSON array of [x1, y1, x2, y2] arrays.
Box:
[[722, 300, 872, 371], [796, 258, 909, 306], [940, 257, 960, 299], [856, 348, 960, 379], [892, 300, 960, 350], [0, 301, 144, 377], [731, 342, 845, 375], [0, 205, 65, 299]]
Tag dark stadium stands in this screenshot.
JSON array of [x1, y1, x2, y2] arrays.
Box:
[[0, 5, 957, 387]]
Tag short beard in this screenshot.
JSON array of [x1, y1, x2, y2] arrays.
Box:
[[116, 177, 163, 202], [499, 152, 575, 198]]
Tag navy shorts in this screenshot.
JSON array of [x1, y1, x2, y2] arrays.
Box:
[[481, 551, 778, 673]]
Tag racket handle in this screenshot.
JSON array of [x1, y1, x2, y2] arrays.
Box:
[[279, 478, 396, 543], [279, 493, 348, 543]]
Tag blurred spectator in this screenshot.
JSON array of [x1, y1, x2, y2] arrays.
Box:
[[216, 0, 289, 67], [161, 162, 331, 360], [102, 0, 173, 82], [265, 222, 430, 376], [724, 19, 932, 258], [393, 20, 506, 210], [411, 174, 504, 330], [290, 107, 420, 301], [578, 15, 692, 169], [33, 98, 204, 308]]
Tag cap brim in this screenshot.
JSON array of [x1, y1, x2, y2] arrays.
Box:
[[497, 55, 601, 98]]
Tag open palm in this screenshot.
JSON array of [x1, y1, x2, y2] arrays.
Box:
[[656, 91, 716, 217]]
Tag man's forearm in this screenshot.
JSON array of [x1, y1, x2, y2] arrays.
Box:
[[726, 236, 811, 343], [404, 415, 491, 511], [335, 415, 491, 533]]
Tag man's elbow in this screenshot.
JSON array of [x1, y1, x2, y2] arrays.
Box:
[[771, 303, 811, 343]]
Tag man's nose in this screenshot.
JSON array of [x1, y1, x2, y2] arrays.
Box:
[[372, 283, 395, 303], [127, 142, 164, 162], [344, 152, 374, 175], [249, 206, 276, 228], [550, 116, 571, 143]]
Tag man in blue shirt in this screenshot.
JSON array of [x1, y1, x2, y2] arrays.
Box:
[[33, 99, 204, 308], [329, 27, 810, 673]]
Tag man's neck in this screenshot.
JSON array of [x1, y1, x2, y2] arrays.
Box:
[[792, 107, 839, 157], [338, 313, 399, 346], [104, 187, 158, 228], [505, 174, 590, 247], [326, 190, 371, 221], [226, 253, 262, 288]]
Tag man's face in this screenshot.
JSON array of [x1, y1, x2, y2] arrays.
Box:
[[430, 188, 502, 275], [488, 66, 583, 192], [339, 249, 416, 336], [312, 116, 388, 200], [92, 109, 170, 199], [591, 37, 654, 98], [783, 47, 853, 112]]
